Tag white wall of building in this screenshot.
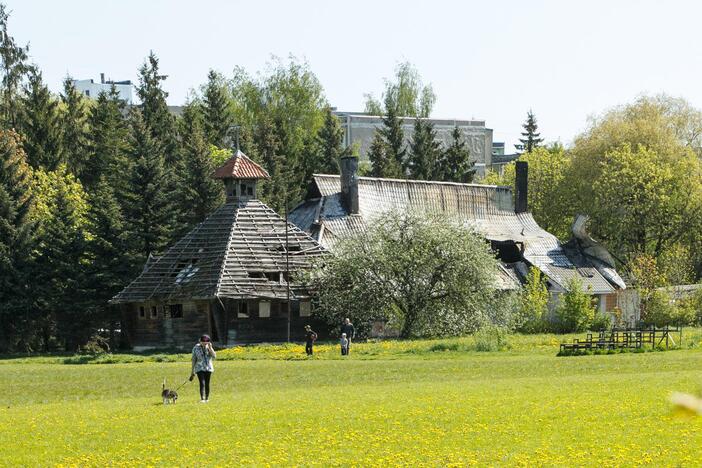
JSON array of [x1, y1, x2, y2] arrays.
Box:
[[73, 78, 133, 104]]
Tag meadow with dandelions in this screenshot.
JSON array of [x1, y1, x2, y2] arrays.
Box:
[[2, 332, 702, 466]]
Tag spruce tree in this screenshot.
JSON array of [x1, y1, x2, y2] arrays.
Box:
[[379, 96, 407, 173], [0, 5, 31, 129], [60, 77, 90, 178], [33, 171, 89, 351], [407, 118, 441, 180], [18, 69, 64, 170], [368, 130, 401, 178], [123, 110, 175, 262], [202, 69, 234, 148], [255, 116, 294, 213], [85, 85, 130, 190], [0, 129, 35, 351], [181, 105, 223, 225], [84, 178, 132, 342], [136, 52, 179, 165], [515, 110, 544, 154], [439, 126, 475, 183], [315, 106, 349, 175]]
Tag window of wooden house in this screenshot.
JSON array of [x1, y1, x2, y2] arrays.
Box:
[[259, 301, 271, 318], [168, 304, 183, 318], [300, 300, 311, 317], [237, 301, 249, 318], [150, 306, 158, 319], [138, 306, 145, 319]]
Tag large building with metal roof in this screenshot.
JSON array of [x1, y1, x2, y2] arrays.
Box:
[[290, 157, 626, 313]]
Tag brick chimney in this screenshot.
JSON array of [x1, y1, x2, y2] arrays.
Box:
[[340, 156, 359, 214], [515, 161, 528, 213]]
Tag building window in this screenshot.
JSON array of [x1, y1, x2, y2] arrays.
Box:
[[85, 90, 90, 97], [300, 301, 311, 317], [238, 301, 249, 318], [168, 304, 183, 318], [139, 306, 145, 318], [259, 301, 271, 318], [150, 306, 157, 319]]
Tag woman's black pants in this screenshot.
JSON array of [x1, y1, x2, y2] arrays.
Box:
[[196, 371, 212, 400]]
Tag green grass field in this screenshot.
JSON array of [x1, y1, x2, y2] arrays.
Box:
[[2, 333, 702, 466]]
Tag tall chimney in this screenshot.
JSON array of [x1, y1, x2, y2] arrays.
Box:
[[515, 161, 528, 213], [100, 73, 105, 84], [340, 156, 359, 215]]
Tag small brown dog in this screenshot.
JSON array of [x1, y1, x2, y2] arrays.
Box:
[[161, 379, 178, 404]]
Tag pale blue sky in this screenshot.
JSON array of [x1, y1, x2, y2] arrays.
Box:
[[5, 0, 702, 151]]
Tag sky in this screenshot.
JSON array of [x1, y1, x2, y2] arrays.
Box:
[[5, 0, 702, 151]]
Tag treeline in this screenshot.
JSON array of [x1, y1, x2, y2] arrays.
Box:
[[0, 6, 355, 351], [485, 95, 702, 298]]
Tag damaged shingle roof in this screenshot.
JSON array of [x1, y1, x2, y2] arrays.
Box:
[[112, 199, 325, 303]]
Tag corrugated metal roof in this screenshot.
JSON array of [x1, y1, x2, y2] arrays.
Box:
[[213, 150, 270, 180], [291, 174, 622, 294]]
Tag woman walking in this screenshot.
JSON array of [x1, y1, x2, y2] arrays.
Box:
[[191, 334, 216, 403]]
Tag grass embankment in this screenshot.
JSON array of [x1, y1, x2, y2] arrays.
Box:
[[2, 331, 702, 466]]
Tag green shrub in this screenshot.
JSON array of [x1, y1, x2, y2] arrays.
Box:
[[554, 278, 597, 333], [590, 312, 612, 331], [644, 290, 677, 327], [474, 326, 510, 352], [517, 267, 549, 333]]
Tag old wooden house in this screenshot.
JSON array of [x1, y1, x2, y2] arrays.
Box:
[[289, 157, 626, 313], [112, 151, 326, 349]]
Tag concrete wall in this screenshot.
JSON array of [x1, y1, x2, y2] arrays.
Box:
[[334, 112, 493, 176], [73, 79, 133, 104]]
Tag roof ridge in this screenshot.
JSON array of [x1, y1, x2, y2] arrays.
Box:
[[312, 173, 509, 190], [213, 201, 243, 298]]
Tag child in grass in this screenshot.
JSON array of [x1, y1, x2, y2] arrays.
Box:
[[340, 333, 349, 356]]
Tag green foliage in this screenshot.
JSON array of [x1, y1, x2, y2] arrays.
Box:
[[644, 289, 678, 327], [438, 126, 475, 183], [229, 57, 326, 210], [0, 129, 35, 351], [480, 145, 572, 239], [518, 267, 550, 333], [122, 110, 175, 262], [569, 95, 702, 262], [474, 325, 511, 352], [18, 69, 64, 170], [0, 5, 31, 128], [136, 52, 179, 164], [314, 106, 349, 175], [180, 106, 224, 225], [201, 69, 234, 148], [308, 210, 503, 338], [32, 164, 91, 351], [379, 95, 407, 172], [590, 144, 702, 260], [60, 77, 91, 178], [554, 278, 597, 333], [514, 110, 543, 153], [407, 118, 441, 180], [84, 85, 130, 190], [364, 61, 435, 118], [367, 130, 401, 178]]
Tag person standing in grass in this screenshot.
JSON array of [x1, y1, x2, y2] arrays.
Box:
[[191, 334, 216, 403], [341, 318, 355, 354], [304, 325, 317, 356], [340, 333, 349, 356]]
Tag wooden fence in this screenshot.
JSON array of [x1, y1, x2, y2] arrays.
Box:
[[559, 326, 682, 353]]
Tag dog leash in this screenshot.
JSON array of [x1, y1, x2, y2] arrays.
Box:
[[174, 378, 191, 392]]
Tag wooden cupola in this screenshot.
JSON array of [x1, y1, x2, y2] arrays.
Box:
[[213, 150, 270, 201]]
